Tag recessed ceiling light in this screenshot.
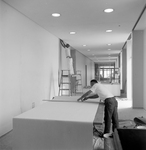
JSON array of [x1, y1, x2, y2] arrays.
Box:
[[70, 32, 76, 34], [83, 45, 86, 47], [106, 30, 112, 32], [104, 8, 114, 13], [108, 49, 111, 50], [52, 13, 61, 17], [107, 43, 112, 46]]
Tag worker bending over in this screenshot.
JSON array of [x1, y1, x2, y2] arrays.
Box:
[[77, 79, 119, 135]]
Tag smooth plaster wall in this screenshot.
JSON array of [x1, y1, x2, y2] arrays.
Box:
[[85, 58, 94, 86], [143, 27, 146, 110], [126, 39, 132, 101], [75, 51, 94, 87], [121, 48, 127, 95], [0, 1, 59, 136], [132, 30, 144, 108]]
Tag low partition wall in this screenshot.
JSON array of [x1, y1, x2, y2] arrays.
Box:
[[13, 96, 104, 150]]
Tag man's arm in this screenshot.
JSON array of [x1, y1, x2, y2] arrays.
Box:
[[86, 94, 99, 99], [77, 90, 92, 102], [82, 94, 99, 101]]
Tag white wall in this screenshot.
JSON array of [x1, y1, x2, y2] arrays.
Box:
[[75, 51, 94, 87], [85, 58, 94, 86], [0, 1, 59, 136], [60, 45, 68, 71], [121, 48, 127, 95], [75, 51, 86, 86], [132, 30, 144, 108], [143, 27, 146, 110], [126, 39, 132, 101]]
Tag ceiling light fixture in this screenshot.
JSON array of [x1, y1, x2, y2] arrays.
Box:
[[107, 43, 112, 46], [108, 49, 111, 50], [52, 13, 61, 17], [106, 30, 112, 32], [83, 45, 86, 47], [70, 32, 76, 34], [104, 8, 114, 13]]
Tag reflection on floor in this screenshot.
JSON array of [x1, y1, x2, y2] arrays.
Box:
[[0, 99, 146, 150]]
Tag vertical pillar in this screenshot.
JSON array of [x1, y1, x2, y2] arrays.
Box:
[[132, 30, 144, 108], [127, 39, 132, 101], [144, 29, 146, 110], [121, 49, 127, 96]]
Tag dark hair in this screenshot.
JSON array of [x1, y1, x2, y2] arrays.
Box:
[[90, 79, 98, 83], [66, 44, 70, 48]]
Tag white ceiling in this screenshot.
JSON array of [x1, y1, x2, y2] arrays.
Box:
[[3, 0, 146, 62]]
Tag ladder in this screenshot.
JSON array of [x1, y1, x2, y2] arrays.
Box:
[[75, 70, 83, 94], [58, 70, 71, 96]]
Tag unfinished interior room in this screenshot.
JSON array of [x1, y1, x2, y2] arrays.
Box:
[[0, 0, 146, 150]]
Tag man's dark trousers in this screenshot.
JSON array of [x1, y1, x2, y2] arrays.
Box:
[[104, 97, 119, 133]]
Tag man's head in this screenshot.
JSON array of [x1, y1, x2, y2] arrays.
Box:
[[66, 44, 70, 48], [90, 79, 98, 86]]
